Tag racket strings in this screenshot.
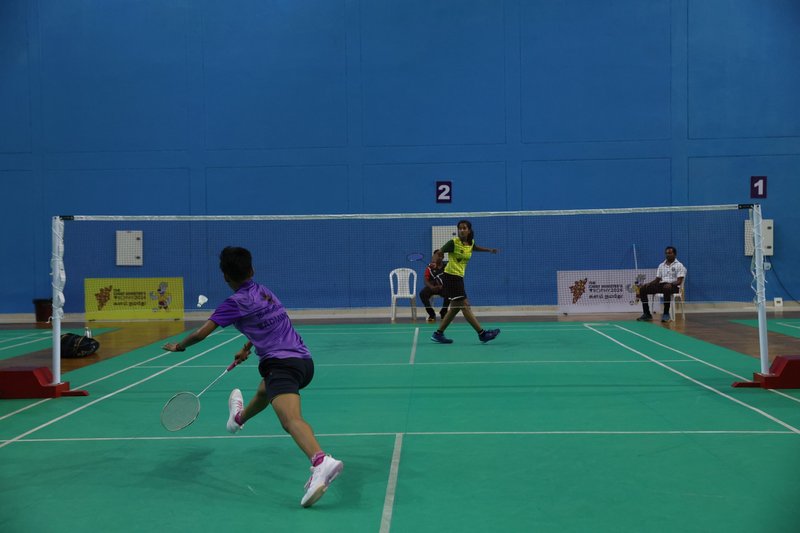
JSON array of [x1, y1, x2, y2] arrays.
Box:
[[161, 392, 201, 431], [159, 363, 238, 432]]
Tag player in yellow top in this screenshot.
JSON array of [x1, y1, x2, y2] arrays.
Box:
[[432, 220, 501, 344]]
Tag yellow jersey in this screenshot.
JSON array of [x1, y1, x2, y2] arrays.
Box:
[[442, 239, 473, 277]]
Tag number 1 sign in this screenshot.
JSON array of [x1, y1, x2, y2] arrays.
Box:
[[751, 176, 767, 199]]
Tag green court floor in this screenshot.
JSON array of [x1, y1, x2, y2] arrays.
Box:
[[1, 322, 799, 532], [733, 318, 800, 339]]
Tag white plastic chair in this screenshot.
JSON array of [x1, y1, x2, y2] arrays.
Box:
[[652, 277, 686, 322], [390, 268, 417, 321], [670, 279, 686, 321]]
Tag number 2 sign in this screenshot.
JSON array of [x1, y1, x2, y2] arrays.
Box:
[[436, 181, 452, 203]]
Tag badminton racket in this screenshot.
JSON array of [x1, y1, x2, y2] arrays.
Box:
[[407, 252, 425, 262], [160, 360, 240, 432]]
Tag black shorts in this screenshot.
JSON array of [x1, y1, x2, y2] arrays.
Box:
[[258, 357, 315, 402], [441, 272, 467, 301]]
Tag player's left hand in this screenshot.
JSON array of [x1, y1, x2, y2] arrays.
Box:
[[163, 342, 184, 352]]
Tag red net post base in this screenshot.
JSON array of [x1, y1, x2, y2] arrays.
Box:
[[0, 366, 89, 399], [732, 355, 800, 389]]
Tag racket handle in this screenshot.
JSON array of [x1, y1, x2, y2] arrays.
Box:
[[227, 360, 240, 372]]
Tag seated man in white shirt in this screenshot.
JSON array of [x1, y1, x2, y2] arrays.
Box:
[[636, 246, 686, 322]]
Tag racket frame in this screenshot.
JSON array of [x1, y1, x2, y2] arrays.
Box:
[[160, 391, 201, 431], [160, 360, 239, 432]]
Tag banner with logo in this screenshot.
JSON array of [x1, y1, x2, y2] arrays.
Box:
[[85, 278, 184, 321], [557, 269, 657, 314]]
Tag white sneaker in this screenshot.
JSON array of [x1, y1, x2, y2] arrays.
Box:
[[226, 388, 243, 434], [301, 455, 343, 508]]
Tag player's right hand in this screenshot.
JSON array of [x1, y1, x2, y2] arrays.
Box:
[[234, 343, 251, 364]]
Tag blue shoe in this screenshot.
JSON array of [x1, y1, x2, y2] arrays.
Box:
[[661, 313, 671, 322], [478, 328, 500, 343], [431, 331, 453, 344]]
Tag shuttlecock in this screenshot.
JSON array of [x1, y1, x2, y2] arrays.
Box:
[[197, 295, 208, 308]]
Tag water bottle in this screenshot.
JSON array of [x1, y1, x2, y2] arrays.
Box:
[[84, 326, 93, 339]]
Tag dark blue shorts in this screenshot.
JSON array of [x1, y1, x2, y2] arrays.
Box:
[[258, 357, 314, 402]]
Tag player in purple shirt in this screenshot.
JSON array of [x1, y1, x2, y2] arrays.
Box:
[[163, 246, 343, 508]]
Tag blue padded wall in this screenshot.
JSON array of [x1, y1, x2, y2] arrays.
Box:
[[1, 0, 798, 312]]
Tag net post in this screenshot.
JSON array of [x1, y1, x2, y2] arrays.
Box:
[[51, 216, 66, 385], [750, 205, 770, 374]]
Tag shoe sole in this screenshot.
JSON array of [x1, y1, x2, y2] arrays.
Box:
[[480, 331, 500, 344], [227, 390, 243, 434], [302, 462, 344, 508]]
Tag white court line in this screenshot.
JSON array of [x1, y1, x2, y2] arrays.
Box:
[[0, 336, 51, 352], [614, 324, 800, 406], [0, 331, 50, 345], [299, 330, 417, 336], [298, 325, 594, 334], [134, 359, 699, 369], [776, 322, 800, 331], [409, 328, 419, 365], [380, 433, 404, 533], [134, 363, 259, 369], [476, 323, 613, 328], [0, 333, 243, 447], [472, 319, 596, 331], [4, 428, 794, 445], [198, 324, 601, 335], [585, 325, 800, 434], [401, 429, 797, 436], [0, 398, 52, 422], [413, 359, 695, 366]]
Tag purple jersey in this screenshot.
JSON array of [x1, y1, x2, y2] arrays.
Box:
[[209, 280, 311, 361]]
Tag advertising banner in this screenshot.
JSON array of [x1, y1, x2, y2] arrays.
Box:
[[557, 269, 656, 314], [85, 277, 184, 321]]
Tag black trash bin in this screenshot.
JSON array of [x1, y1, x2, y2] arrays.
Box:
[[33, 299, 53, 323]]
